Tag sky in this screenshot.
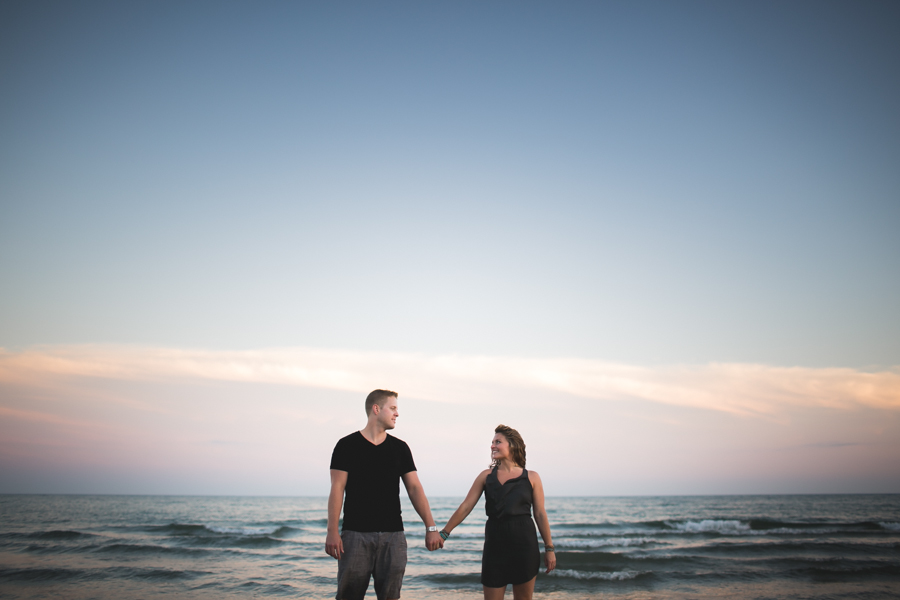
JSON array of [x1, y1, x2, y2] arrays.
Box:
[[1, 0, 899, 496]]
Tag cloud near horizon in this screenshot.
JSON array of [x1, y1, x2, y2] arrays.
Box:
[[2, 345, 898, 418]]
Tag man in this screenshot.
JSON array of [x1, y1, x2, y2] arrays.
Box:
[[326, 389, 442, 600]]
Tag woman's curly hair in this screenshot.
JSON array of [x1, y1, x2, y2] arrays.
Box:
[[491, 424, 526, 468]]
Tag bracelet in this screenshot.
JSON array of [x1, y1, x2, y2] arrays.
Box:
[[439, 530, 450, 541], [544, 545, 555, 552]]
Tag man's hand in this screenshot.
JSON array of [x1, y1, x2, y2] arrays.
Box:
[[325, 530, 344, 559], [326, 470, 347, 560], [425, 530, 443, 551]]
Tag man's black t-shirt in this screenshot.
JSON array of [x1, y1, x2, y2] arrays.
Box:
[[330, 431, 416, 532]]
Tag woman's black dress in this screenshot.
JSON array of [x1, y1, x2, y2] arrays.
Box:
[[481, 467, 541, 587]]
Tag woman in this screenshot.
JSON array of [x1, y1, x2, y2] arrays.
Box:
[[440, 425, 555, 600]]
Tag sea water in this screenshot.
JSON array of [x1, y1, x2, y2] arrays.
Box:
[[1, 494, 898, 599]]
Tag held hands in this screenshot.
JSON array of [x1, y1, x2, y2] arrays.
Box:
[[327, 530, 441, 556], [425, 530, 443, 551], [325, 530, 344, 560]]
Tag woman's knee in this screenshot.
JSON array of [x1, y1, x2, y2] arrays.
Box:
[[511, 576, 536, 600], [483, 584, 507, 600]]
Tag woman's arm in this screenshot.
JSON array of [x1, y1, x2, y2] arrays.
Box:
[[529, 470, 556, 573], [442, 469, 490, 535]]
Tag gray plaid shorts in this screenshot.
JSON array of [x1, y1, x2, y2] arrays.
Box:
[[336, 530, 408, 600]]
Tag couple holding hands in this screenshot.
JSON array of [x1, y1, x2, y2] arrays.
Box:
[[326, 390, 555, 600]]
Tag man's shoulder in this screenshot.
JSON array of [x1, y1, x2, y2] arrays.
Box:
[[334, 431, 362, 447], [384, 433, 410, 449]]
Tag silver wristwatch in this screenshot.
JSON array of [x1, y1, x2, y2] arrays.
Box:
[[426, 526, 438, 532]]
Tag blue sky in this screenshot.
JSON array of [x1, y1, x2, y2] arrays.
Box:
[[1, 1, 898, 495]]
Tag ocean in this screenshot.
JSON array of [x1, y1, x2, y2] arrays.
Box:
[[1, 494, 898, 599]]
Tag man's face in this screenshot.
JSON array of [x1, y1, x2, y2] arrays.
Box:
[[375, 398, 399, 430]]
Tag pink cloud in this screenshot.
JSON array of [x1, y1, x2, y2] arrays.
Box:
[[2, 345, 898, 417]]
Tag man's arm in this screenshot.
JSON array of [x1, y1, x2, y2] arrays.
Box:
[[401, 471, 442, 551], [325, 469, 348, 559]]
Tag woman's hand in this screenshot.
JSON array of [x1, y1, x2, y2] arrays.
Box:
[[544, 549, 556, 573]]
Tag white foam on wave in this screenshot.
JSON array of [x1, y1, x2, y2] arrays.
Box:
[[207, 526, 279, 536], [557, 537, 657, 548], [669, 520, 840, 536], [670, 520, 750, 534], [880, 522, 900, 531], [550, 569, 642, 580], [750, 527, 827, 536]]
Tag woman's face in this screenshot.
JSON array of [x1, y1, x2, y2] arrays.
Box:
[[490, 433, 510, 462]]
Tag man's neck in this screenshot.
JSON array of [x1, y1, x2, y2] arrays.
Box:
[[360, 422, 388, 445]]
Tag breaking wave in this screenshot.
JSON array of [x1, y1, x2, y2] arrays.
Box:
[[549, 569, 645, 581]]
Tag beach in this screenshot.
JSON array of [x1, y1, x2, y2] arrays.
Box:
[[2, 494, 898, 599]]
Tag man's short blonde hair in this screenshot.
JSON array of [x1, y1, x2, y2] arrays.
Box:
[[365, 389, 398, 415]]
